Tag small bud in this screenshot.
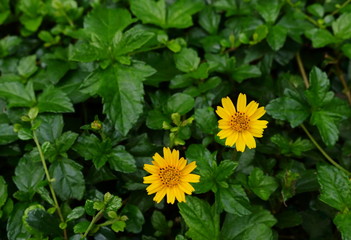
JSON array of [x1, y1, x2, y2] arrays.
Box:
[[91, 120, 102, 130], [28, 107, 39, 120]]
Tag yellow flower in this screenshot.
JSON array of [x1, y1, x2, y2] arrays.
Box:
[[143, 147, 200, 204], [216, 93, 268, 152]]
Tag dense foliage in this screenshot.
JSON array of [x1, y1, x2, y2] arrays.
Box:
[[1, 0, 351, 239]]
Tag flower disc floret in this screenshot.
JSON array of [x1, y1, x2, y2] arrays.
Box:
[[143, 147, 200, 204]]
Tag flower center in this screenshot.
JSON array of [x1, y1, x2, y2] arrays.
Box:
[[230, 112, 250, 131], [159, 166, 181, 187]]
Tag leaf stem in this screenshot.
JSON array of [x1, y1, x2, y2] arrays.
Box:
[[300, 124, 351, 176], [82, 209, 104, 238], [296, 52, 310, 88], [331, 0, 351, 16], [32, 126, 68, 240]]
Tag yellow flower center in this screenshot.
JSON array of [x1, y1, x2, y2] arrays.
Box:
[[159, 166, 181, 187], [230, 112, 250, 131]]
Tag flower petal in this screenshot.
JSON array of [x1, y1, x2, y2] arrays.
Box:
[[153, 187, 166, 203], [216, 106, 231, 119], [250, 107, 266, 120], [222, 97, 236, 115], [245, 101, 259, 117], [182, 173, 200, 183], [146, 182, 163, 194], [218, 129, 234, 139], [225, 131, 238, 146], [143, 174, 159, 183], [163, 147, 172, 164], [218, 119, 231, 129], [177, 157, 187, 170], [236, 133, 246, 152], [251, 120, 268, 128], [152, 153, 167, 168], [179, 182, 195, 194], [166, 187, 176, 204], [237, 93, 247, 112], [242, 131, 256, 149], [181, 161, 197, 175], [144, 164, 159, 174]]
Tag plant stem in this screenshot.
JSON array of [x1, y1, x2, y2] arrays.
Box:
[[331, 0, 351, 15], [334, 63, 351, 105], [83, 209, 104, 238], [286, 0, 319, 27], [296, 52, 310, 88], [300, 124, 351, 176], [32, 128, 68, 240]]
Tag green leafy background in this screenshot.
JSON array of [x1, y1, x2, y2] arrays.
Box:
[[1, 0, 351, 239]]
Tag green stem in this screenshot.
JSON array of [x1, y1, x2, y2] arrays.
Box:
[[300, 124, 351, 176], [286, 0, 319, 27], [82, 209, 104, 238], [296, 52, 310, 88], [331, 0, 351, 15], [32, 127, 68, 240]]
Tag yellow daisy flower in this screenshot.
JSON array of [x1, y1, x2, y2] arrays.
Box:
[[216, 93, 268, 152], [143, 147, 200, 204]]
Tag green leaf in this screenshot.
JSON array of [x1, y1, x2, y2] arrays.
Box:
[[254, 0, 282, 23], [317, 164, 351, 211], [242, 223, 274, 240], [167, 0, 205, 29], [37, 86, 74, 113], [221, 206, 277, 240], [53, 131, 79, 155], [178, 196, 220, 240], [307, 3, 324, 18], [0, 0, 10, 24], [66, 206, 85, 222], [68, 41, 100, 62], [332, 12, 351, 40], [166, 93, 195, 114], [13, 156, 44, 192], [334, 212, 351, 240], [84, 7, 134, 43], [305, 28, 336, 48], [105, 195, 122, 212], [151, 210, 170, 236], [20, 15, 43, 32], [96, 62, 155, 136], [266, 95, 309, 128], [174, 48, 200, 73], [232, 64, 261, 83], [36, 114, 64, 143], [305, 67, 331, 107], [49, 158, 85, 201], [0, 36, 21, 58], [248, 168, 278, 200], [113, 27, 154, 56], [217, 184, 251, 216], [73, 221, 90, 234], [0, 82, 36, 107], [271, 134, 314, 156], [199, 7, 221, 34], [108, 145, 137, 173], [0, 176, 8, 209], [17, 55, 38, 78], [130, 0, 167, 28], [111, 221, 126, 232], [194, 107, 217, 134], [25, 207, 61, 236], [267, 25, 287, 51], [0, 123, 17, 145], [146, 109, 169, 130], [310, 111, 339, 146], [121, 204, 145, 234]]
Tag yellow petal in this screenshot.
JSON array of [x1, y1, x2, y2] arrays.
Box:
[[216, 107, 231, 119], [218, 119, 231, 129], [177, 157, 187, 170], [236, 133, 246, 152], [152, 153, 167, 168], [171, 149, 180, 166], [237, 93, 247, 112], [245, 101, 259, 117], [143, 174, 159, 184], [153, 187, 166, 203], [173, 187, 184, 203], [225, 131, 238, 146], [251, 120, 268, 128], [179, 182, 195, 194], [222, 97, 236, 115], [218, 129, 234, 139], [166, 187, 175, 204], [242, 131, 256, 149], [181, 161, 197, 175], [146, 182, 163, 194], [144, 164, 159, 174], [182, 173, 200, 183], [250, 107, 266, 120], [163, 147, 172, 164]]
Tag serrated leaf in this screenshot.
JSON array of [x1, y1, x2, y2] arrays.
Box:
[[307, 3, 324, 18], [248, 168, 278, 200], [130, 0, 167, 28], [37, 86, 74, 113], [221, 206, 277, 240], [66, 206, 85, 222], [25, 208, 61, 236], [178, 196, 220, 240], [199, 7, 221, 34], [73, 221, 90, 234], [105, 195, 122, 212], [266, 96, 309, 128], [146, 109, 169, 130], [194, 107, 217, 134], [332, 12, 351, 40], [0, 81, 36, 107], [36, 114, 64, 143], [108, 146, 137, 173], [0, 123, 17, 145], [174, 48, 200, 73], [96, 62, 155, 135], [54, 131, 79, 154], [334, 212, 351, 240], [13, 156, 44, 192], [310, 111, 339, 146], [121, 204, 145, 234], [111, 221, 126, 232], [151, 210, 170, 236], [255, 0, 282, 23], [317, 164, 351, 211], [217, 184, 251, 216], [68, 41, 100, 62], [6, 203, 31, 240], [49, 159, 85, 201], [232, 64, 261, 82], [17, 55, 38, 78], [267, 25, 287, 51], [305, 67, 331, 107], [84, 7, 134, 43], [167, 0, 205, 29], [305, 28, 336, 48]]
